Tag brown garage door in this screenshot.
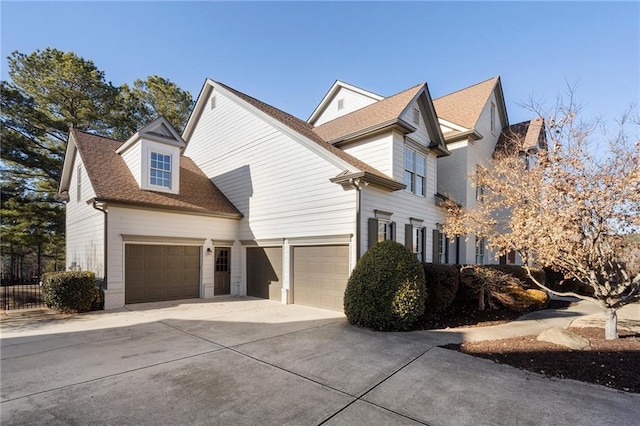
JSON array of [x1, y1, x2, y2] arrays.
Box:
[[246, 247, 282, 301], [293, 245, 349, 311], [125, 244, 200, 304]]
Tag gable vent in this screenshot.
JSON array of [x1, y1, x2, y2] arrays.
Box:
[[413, 108, 420, 124], [337, 99, 344, 110], [210, 96, 217, 110]]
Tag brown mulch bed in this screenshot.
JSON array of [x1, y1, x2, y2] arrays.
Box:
[[417, 299, 574, 330], [442, 327, 640, 393]]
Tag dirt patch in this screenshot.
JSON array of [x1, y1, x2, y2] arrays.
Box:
[[443, 327, 640, 393]]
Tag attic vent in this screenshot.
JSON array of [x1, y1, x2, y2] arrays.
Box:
[[337, 99, 344, 110], [413, 108, 420, 124], [210, 96, 216, 110]]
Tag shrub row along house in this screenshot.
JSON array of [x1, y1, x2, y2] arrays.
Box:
[[59, 76, 544, 310]]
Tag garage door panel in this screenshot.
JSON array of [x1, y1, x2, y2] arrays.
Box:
[[125, 244, 201, 304], [293, 245, 349, 312]]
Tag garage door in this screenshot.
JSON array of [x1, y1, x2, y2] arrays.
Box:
[[293, 245, 349, 311], [125, 244, 200, 304], [246, 247, 282, 301]]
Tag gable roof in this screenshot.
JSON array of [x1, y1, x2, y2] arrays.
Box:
[[183, 79, 401, 187], [433, 76, 505, 130], [493, 118, 546, 158], [62, 129, 242, 217], [116, 116, 186, 155], [312, 84, 423, 143], [307, 80, 384, 125]]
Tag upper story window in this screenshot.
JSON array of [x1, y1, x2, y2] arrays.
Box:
[[490, 102, 496, 133], [150, 151, 172, 189], [76, 166, 82, 202], [404, 147, 426, 196], [475, 236, 486, 264]]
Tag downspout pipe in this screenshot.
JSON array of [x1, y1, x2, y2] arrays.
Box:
[[347, 178, 363, 261], [91, 201, 107, 309]]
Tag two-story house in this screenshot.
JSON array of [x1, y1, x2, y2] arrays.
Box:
[[59, 76, 539, 311]]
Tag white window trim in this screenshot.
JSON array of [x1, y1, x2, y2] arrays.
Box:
[[140, 142, 179, 194], [149, 150, 172, 189], [404, 147, 426, 197], [475, 236, 486, 264]]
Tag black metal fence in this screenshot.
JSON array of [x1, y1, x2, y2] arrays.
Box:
[[1, 281, 46, 310]]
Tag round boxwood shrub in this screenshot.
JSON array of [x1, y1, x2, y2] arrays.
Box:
[[344, 240, 426, 331], [42, 271, 97, 313]]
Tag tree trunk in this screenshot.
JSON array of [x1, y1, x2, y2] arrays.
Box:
[[478, 289, 485, 311], [604, 308, 618, 340]]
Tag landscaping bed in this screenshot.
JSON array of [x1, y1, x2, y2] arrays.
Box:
[[442, 327, 640, 393]]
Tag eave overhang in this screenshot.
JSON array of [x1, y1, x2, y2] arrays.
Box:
[[86, 198, 244, 220], [330, 171, 406, 192]]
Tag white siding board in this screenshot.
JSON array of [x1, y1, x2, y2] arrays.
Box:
[[314, 87, 379, 126], [65, 152, 104, 278], [341, 133, 394, 177], [184, 89, 357, 243], [120, 143, 142, 187]]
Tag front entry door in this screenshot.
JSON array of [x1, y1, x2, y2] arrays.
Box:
[[214, 248, 231, 295]]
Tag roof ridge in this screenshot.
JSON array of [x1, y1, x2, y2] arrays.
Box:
[[71, 128, 125, 144], [315, 82, 424, 129], [434, 76, 499, 100]]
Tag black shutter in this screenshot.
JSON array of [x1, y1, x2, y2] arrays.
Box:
[[421, 227, 427, 263], [390, 222, 396, 241], [432, 229, 440, 263], [405, 224, 413, 249], [368, 218, 378, 249]]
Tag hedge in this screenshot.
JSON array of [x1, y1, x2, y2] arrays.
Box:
[[42, 271, 97, 313], [483, 265, 546, 289], [422, 263, 459, 315]]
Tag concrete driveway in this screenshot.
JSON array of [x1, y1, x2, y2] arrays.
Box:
[[1, 297, 638, 425]]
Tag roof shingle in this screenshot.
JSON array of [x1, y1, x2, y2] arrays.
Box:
[[433, 77, 499, 129], [494, 118, 546, 157], [71, 129, 241, 217], [312, 84, 423, 143]]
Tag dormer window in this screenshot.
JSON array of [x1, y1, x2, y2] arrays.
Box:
[[150, 151, 172, 189]]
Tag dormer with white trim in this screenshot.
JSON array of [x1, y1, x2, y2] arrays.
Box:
[[115, 117, 185, 194], [308, 81, 384, 126]]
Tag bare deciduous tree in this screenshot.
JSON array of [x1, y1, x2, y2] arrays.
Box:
[[443, 94, 640, 339]]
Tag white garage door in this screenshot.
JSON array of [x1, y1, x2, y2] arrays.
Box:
[[292, 245, 349, 311]]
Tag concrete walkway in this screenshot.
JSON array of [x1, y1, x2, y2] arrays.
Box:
[[1, 297, 639, 425]]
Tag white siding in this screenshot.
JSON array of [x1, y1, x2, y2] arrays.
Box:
[[104, 206, 239, 309], [184, 89, 357, 242], [314, 87, 380, 126], [399, 100, 437, 149], [65, 152, 104, 279], [341, 133, 394, 177], [359, 131, 443, 258], [436, 89, 507, 264], [120, 142, 142, 187]]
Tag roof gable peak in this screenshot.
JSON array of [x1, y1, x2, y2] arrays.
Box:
[[116, 116, 185, 155], [307, 80, 384, 125]]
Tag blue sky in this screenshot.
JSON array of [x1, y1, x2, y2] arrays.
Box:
[[1, 1, 638, 127]]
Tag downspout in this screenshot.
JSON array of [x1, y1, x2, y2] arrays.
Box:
[[347, 178, 363, 261], [92, 201, 107, 309]]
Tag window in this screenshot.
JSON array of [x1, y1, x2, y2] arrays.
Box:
[[438, 231, 447, 264], [475, 165, 485, 201], [76, 166, 82, 202], [150, 152, 172, 188], [377, 219, 392, 242], [413, 226, 424, 261], [507, 250, 517, 264], [404, 147, 426, 196], [475, 236, 486, 264], [490, 102, 496, 132]]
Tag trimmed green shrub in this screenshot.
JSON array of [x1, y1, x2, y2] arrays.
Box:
[[422, 263, 459, 315], [484, 265, 546, 289], [42, 271, 97, 313], [344, 240, 426, 331]]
